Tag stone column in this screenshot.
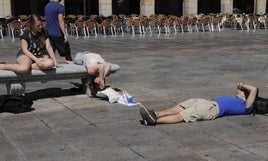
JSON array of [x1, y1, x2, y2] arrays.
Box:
[[256, 0, 266, 14], [99, 0, 112, 16], [140, 0, 155, 17], [183, 0, 197, 16], [221, 0, 233, 14], [0, 0, 12, 17]]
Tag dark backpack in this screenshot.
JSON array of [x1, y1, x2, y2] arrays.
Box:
[[252, 89, 268, 115], [0, 95, 34, 114], [253, 97, 268, 115]]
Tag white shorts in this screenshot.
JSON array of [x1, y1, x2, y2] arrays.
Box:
[[83, 53, 105, 67]]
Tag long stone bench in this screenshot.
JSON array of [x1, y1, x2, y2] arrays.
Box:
[[0, 63, 120, 95]]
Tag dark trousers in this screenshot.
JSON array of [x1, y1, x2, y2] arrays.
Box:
[[49, 36, 72, 61]]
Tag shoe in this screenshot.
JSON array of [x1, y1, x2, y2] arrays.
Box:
[[139, 119, 148, 126], [139, 104, 156, 126]]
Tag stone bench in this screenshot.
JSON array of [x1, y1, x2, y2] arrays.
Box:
[[0, 63, 120, 95]]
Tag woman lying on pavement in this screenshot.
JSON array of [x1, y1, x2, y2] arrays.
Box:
[[139, 82, 258, 126]]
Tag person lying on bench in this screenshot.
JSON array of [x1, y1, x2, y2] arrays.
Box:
[[139, 82, 258, 126], [0, 14, 58, 73], [74, 51, 111, 90]]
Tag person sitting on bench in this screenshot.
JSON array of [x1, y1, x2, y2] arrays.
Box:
[[0, 14, 57, 73]]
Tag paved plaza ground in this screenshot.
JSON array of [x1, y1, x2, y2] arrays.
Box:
[[0, 29, 268, 161]]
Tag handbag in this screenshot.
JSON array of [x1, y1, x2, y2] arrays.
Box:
[[96, 87, 121, 103], [118, 91, 140, 106]]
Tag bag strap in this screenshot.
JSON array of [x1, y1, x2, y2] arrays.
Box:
[[252, 88, 259, 116]]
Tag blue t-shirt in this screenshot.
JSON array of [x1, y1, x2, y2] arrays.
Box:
[[45, 2, 65, 37], [215, 96, 253, 117]]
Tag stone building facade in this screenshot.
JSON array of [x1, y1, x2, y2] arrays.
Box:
[[0, 0, 267, 18]]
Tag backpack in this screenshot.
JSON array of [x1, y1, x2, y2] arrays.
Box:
[[252, 89, 268, 115], [253, 97, 268, 115], [0, 95, 34, 114]]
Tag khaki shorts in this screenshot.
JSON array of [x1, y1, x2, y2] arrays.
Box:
[[179, 98, 219, 123]]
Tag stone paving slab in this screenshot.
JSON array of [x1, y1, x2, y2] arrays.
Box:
[[0, 29, 268, 161]]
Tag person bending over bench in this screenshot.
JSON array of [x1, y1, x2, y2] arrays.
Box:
[[140, 82, 258, 126], [74, 51, 111, 92]]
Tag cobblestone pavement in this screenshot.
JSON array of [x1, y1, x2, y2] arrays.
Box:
[[0, 29, 268, 161]]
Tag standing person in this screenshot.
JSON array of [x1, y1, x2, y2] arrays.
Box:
[[0, 15, 57, 73], [45, 0, 73, 63], [140, 82, 258, 126]]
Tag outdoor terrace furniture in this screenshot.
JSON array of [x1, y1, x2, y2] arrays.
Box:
[[258, 15, 268, 30], [112, 19, 124, 35], [101, 19, 114, 35], [85, 19, 98, 36], [8, 20, 22, 40], [0, 21, 3, 38], [74, 19, 87, 37], [0, 63, 120, 95], [179, 16, 190, 33]]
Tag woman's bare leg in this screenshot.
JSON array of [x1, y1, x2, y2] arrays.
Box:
[[0, 55, 32, 73], [31, 58, 54, 70]]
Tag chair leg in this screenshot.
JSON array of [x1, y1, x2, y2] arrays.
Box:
[[103, 27, 106, 35], [0, 30, 3, 39], [132, 26, 135, 35], [181, 25, 184, 33], [202, 24, 205, 32], [83, 28, 87, 37], [11, 30, 14, 40], [75, 28, 79, 37], [111, 27, 114, 35], [94, 27, 97, 36]]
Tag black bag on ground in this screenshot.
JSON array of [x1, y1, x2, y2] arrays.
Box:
[[252, 88, 268, 115], [253, 97, 268, 115], [0, 95, 34, 114]]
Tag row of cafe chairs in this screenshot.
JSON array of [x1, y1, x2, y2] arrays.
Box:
[[1, 13, 268, 40], [55, 13, 268, 37]]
